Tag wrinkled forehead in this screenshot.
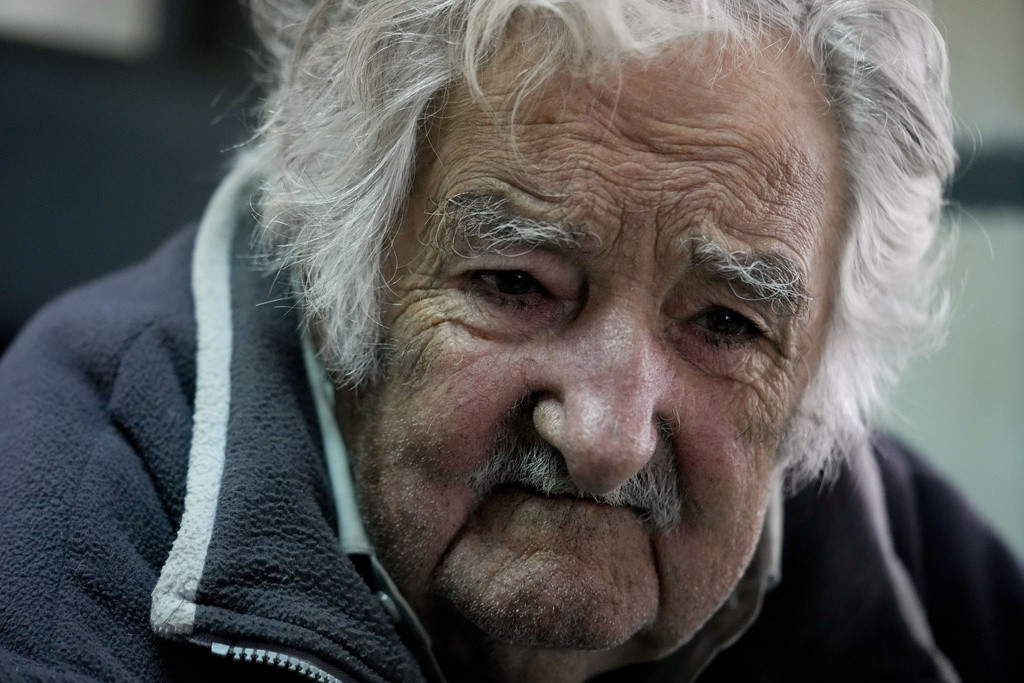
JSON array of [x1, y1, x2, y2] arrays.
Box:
[[431, 25, 837, 184], [414, 32, 845, 266], [565, 44, 822, 166]]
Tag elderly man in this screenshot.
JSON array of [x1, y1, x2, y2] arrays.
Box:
[[1, 0, 1021, 680]]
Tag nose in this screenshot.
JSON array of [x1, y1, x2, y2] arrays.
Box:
[[530, 309, 671, 495]]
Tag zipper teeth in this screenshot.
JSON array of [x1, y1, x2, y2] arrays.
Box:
[[216, 644, 344, 682]]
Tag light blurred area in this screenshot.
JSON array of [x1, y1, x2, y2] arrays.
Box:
[[887, 211, 1024, 558], [938, 0, 1024, 146], [0, 1, 1021, 557], [0, 0, 165, 60], [885, 0, 1024, 557]]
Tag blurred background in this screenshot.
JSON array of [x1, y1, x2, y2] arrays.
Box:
[[883, 0, 1024, 559], [0, 0, 257, 350], [1, 0, 1021, 556]]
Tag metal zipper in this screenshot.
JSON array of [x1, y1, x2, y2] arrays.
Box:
[[196, 636, 358, 682]]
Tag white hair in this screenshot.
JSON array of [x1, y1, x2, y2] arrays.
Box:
[[248, 0, 955, 486]]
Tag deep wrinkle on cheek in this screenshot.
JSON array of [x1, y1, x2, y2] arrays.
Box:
[[664, 344, 796, 465], [384, 289, 478, 387], [392, 292, 538, 403]]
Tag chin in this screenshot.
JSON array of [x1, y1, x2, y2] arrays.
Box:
[[424, 489, 662, 654], [433, 564, 649, 652]]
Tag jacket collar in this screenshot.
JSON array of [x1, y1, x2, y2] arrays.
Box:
[[150, 154, 424, 681]]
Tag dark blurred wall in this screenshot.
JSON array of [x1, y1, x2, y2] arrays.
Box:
[[0, 0, 258, 351]]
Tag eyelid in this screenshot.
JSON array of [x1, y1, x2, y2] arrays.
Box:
[[452, 251, 582, 301], [699, 304, 796, 358], [676, 280, 784, 338], [693, 307, 764, 341], [474, 270, 545, 297]]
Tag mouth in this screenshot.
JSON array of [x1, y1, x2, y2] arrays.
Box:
[[490, 483, 650, 522], [453, 486, 652, 563]]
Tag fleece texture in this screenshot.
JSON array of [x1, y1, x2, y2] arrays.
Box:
[[0, 214, 423, 680]]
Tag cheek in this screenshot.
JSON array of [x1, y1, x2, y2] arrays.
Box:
[[633, 373, 782, 645], [680, 366, 794, 462], [642, 443, 774, 649], [671, 385, 776, 540], [351, 326, 527, 600], [387, 322, 523, 471], [648, 502, 769, 649]]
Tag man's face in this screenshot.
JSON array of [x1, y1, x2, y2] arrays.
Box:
[[339, 38, 844, 677]]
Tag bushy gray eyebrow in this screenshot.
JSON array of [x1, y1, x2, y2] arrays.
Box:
[[434, 192, 585, 257], [688, 236, 809, 317]]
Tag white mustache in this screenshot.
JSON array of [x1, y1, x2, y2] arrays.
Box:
[[470, 430, 682, 529]]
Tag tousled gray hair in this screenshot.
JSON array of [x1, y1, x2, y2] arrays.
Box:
[[248, 0, 955, 486]]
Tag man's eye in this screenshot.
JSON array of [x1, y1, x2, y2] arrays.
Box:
[[695, 307, 762, 343], [473, 270, 545, 296]]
